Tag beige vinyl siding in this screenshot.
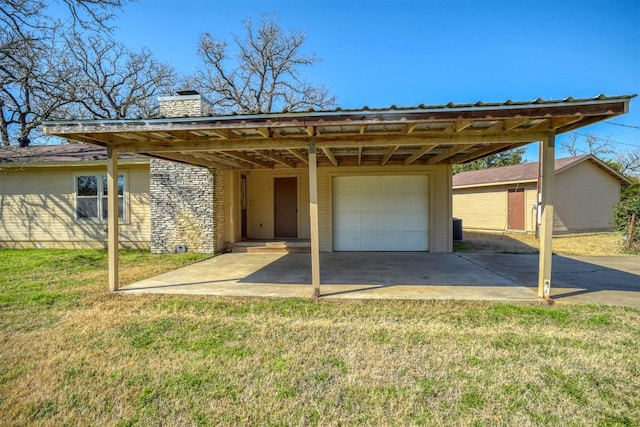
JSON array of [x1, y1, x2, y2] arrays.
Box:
[[244, 165, 451, 252], [453, 186, 507, 231], [553, 161, 620, 232], [246, 169, 310, 240], [453, 183, 537, 233], [0, 164, 150, 248]]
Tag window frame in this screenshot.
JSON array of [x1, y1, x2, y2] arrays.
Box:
[[74, 171, 129, 223]]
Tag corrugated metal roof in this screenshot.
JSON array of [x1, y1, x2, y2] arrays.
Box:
[[452, 154, 630, 187], [41, 94, 634, 171], [44, 94, 636, 125]]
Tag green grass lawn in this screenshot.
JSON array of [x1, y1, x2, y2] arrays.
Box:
[[1, 249, 639, 426]]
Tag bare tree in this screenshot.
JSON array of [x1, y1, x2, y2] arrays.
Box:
[[561, 132, 616, 158], [60, 0, 127, 31], [0, 0, 129, 146], [561, 132, 640, 178], [65, 33, 178, 119], [191, 14, 335, 114], [0, 29, 78, 146], [613, 148, 640, 177]]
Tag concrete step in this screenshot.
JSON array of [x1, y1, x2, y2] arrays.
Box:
[[231, 240, 311, 254]]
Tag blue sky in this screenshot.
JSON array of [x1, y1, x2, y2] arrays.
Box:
[[103, 0, 640, 160]]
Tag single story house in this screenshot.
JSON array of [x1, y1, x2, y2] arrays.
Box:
[[42, 92, 634, 299], [0, 145, 151, 249], [452, 155, 631, 234]]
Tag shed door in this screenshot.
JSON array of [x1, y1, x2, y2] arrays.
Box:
[[333, 175, 429, 251], [508, 188, 525, 230]]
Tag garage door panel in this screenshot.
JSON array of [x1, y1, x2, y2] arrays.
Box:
[[336, 213, 360, 230], [384, 216, 404, 231], [403, 232, 428, 251], [380, 232, 404, 250], [334, 233, 359, 251], [333, 175, 429, 251], [403, 198, 427, 212], [360, 213, 379, 230], [360, 197, 381, 212], [405, 213, 429, 230]]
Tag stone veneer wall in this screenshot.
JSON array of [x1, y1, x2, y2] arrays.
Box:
[[150, 159, 216, 254], [212, 168, 226, 252], [150, 92, 226, 254]]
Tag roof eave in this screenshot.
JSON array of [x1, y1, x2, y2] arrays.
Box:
[[0, 158, 150, 168], [453, 179, 538, 189]]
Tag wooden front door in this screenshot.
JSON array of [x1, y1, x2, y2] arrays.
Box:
[[274, 177, 298, 238], [508, 188, 525, 230]]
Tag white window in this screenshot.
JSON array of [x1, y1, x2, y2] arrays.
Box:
[[76, 174, 126, 221]]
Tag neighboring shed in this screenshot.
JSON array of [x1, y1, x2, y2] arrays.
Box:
[[452, 155, 631, 234], [0, 144, 151, 249]]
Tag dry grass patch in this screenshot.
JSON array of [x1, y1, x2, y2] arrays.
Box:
[[1, 249, 639, 426], [457, 231, 628, 256]]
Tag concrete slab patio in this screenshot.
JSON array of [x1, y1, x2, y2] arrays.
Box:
[[121, 252, 640, 306], [121, 252, 539, 302]]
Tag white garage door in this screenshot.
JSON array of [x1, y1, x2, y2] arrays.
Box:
[[333, 175, 429, 251]]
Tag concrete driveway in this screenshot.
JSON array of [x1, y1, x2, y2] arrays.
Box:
[[122, 252, 640, 306], [461, 253, 640, 306]]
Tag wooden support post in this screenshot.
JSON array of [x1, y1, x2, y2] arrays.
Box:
[[107, 147, 120, 291], [308, 140, 321, 301], [538, 134, 555, 299]]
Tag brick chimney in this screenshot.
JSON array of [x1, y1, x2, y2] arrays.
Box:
[[158, 90, 214, 118]]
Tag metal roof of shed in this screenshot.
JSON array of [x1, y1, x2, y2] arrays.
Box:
[[452, 154, 631, 188]]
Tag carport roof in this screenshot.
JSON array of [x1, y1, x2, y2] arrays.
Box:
[[43, 94, 635, 170]]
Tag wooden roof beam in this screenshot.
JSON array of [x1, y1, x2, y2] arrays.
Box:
[[404, 145, 437, 165], [305, 126, 314, 137], [209, 129, 235, 139], [503, 118, 528, 131], [381, 145, 399, 166], [552, 115, 584, 129], [405, 123, 417, 134], [322, 147, 339, 167], [256, 150, 296, 168], [288, 149, 308, 164], [255, 127, 270, 138], [454, 120, 473, 132], [225, 151, 274, 169], [66, 133, 112, 145], [149, 131, 177, 140], [114, 132, 149, 141], [189, 152, 246, 169], [485, 121, 503, 132], [427, 144, 476, 165], [150, 152, 231, 170], [451, 143, 515, 164], [110, 131, 549, 153], [527, 118, 552, 130]]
